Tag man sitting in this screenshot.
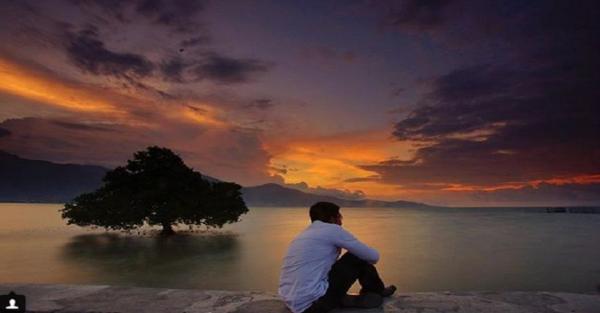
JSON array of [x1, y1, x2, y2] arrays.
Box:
[[279, 202, 396, 313]]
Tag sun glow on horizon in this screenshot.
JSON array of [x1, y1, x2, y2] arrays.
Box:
[[265, 130, 419, 199]]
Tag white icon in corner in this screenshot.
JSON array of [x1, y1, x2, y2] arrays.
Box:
[[5, 299, 19, 310]]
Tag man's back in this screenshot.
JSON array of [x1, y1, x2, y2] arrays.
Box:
[[279, 220, 379, 313]]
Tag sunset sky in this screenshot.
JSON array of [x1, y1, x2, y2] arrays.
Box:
[[0, 0, 598, 206]]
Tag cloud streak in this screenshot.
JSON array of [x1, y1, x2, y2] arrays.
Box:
[[135, 0, 205, 33], [66, 26, 154, 78], [0, 116, 279, 186], [0, 56, 124, 116], [0, 0, 598, 205], [363, 0, 600, 198], [380, 0, 453, 31], [191, 53, 270, 84]]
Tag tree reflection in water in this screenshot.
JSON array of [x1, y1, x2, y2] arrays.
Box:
[[61, 232, 242, 289]]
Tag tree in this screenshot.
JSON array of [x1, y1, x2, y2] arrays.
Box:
[[61, 146, 248, 235]]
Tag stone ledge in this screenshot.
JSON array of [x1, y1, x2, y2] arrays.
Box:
[[1, 284, 598, 313]]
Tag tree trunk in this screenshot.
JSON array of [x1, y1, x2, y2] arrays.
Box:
[[161, 222, 175, 236]]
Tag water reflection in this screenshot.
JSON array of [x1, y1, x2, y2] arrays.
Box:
[[61, 233, 242, 289], [1, 204, 599, 292]]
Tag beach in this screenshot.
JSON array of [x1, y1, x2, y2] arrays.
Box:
[[1, 283, 598, 313]]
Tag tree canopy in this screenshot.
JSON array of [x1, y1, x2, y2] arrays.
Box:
[[61, 146, 248, 235]]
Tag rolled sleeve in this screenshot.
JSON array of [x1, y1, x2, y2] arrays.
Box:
[[333, 227, 380, 264]]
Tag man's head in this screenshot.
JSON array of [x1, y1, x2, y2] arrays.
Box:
[[309, 202, 342, 225]]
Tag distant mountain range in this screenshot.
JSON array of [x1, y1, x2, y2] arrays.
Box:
[[0, 150, 432, 208], [0, 150, 107, 202], [241, 183, 432, 208]]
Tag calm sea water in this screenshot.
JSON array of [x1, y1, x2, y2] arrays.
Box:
[[1, 203, 599, 292]]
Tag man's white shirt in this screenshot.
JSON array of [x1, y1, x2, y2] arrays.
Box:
[[278, 220, 380, 313]]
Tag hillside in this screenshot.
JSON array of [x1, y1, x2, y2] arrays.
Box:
[[0, 151, 432, 207], [0, 150, 108, 202], [241, 183, 432, 208]]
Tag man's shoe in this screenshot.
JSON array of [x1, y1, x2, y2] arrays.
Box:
[[381, 285, 397, 297], [341, 292, 383, 308], [359, 285, 397, 297]]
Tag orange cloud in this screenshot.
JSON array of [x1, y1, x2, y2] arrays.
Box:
[[180, 103, 227, 128], [529, 174, 600, 186], [266, 130, 416, 199], [0, 56, 279, 185], [0, 57, 122, 116], [441, 174, 600, 192], [0, 56, 234, 129], [268, 126, 600, 201]]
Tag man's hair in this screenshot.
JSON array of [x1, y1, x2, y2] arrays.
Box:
[[309, 202, 340, 223]]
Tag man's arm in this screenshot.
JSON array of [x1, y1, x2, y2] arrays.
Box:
[[332, 226, 380, 264]]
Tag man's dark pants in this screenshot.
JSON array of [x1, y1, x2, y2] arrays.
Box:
[[302, 252, 385, 313]]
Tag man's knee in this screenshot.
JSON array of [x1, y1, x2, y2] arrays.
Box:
[[339, 252, 371, 266], [329, 253, 369, 284]]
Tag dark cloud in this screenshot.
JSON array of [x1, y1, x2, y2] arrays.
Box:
[[65, 26, 268, 85], [3, 1, 269, 87], [69, 0, 130, 23], [185, 105, 208, 114], [159, 53, 270, 84], [301, 46, 357, 64], [66, 27, 154, 78], [135, 0, 205, 33], [192, 53, 270, 84], [71, 0, 205, 30], [373, 0, 600, 188], [244, 99, 275, 110], [378, 159, 420, 166], [391, 87, 405, 97], [180, 35, 210, 47], [269, 165, 287, 175], [343, 175, 380, 183], [0, 127, 11, 138], [128, 79, 177, 100], [393, 65, 518, 141], [160, 57, 186, 82], [52, 121, 115, 132], [379, 0, 453, 31]]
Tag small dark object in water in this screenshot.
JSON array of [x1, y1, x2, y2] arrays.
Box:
[[179, 48, 184, 52], [547, 207, 567, 213]]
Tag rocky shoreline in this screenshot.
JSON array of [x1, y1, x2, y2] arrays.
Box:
[[1, 283, 599, 313]]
